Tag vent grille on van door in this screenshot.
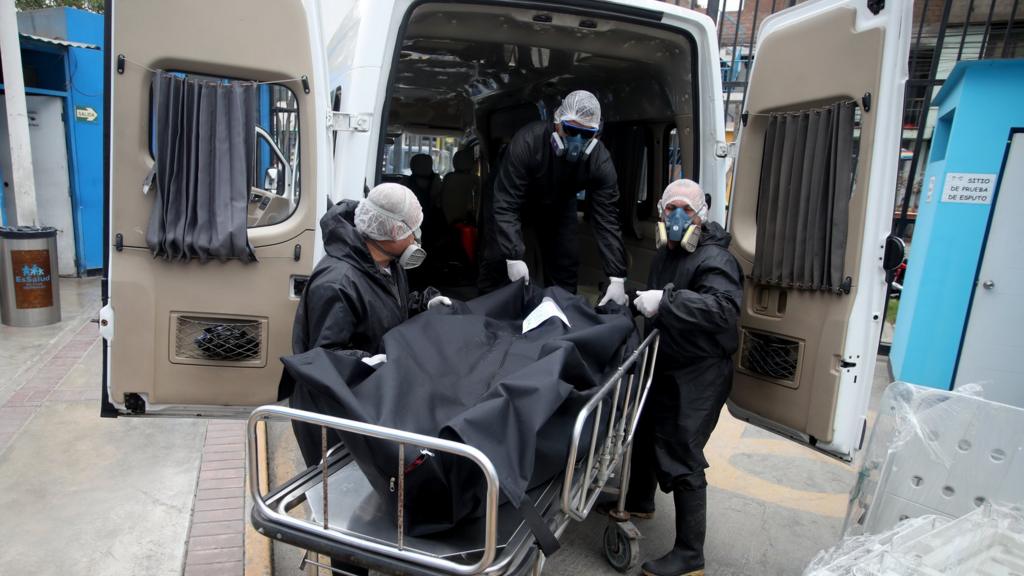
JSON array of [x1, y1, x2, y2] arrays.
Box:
[[739, 329, 801, 386], [171, 313, 267, 367]]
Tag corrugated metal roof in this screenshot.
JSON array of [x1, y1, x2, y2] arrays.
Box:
[[19, 33, 100, 51]]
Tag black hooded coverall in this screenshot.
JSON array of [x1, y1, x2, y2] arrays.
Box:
[[479, 120, 627, 292], [628, 221, 743, 569], [279, 199, 434, 466]]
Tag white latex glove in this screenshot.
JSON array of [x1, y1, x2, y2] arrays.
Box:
[[427, 295, 452, 309], [361, 354, 387, 367], [633, 290, 664, 318], [506, 260, 530, 284], [598, 277, 628, 306]]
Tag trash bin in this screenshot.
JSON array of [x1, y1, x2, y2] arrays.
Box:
[[0, 226, 62, 327]]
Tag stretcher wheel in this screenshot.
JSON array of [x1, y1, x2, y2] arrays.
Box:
[[603, 520, 640, 572]]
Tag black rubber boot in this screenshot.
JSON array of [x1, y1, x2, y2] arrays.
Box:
[[640, 488, 706, 576]]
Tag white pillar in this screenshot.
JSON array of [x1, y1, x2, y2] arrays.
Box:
[[0, 0, 38, 226]]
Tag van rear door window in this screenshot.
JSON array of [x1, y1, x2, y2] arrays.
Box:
[[751, 100, 857, 293]]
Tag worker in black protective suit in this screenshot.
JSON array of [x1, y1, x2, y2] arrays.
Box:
[[279, 182, 450, 466], [627, 179, 743, 576], [479, 90, 629, 307]]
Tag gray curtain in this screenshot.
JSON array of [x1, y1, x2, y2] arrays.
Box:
[[752, 100, 855, 292], [146, 71, 257, 262]]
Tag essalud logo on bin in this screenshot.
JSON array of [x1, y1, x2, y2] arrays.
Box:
[[16, 264, 50, 285]]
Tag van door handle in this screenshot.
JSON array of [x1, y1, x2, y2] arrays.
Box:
[[982, 280, 995, 289]]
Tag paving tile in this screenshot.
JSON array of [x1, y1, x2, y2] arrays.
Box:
[[200, 459, 244, 472], [183, 561, 243, 576], [193, 497, 244, 512], [199, 468, 244, 480], [13, 384, 55, 394], [187, 533, 244, 551], [202, 440, 244, 450], [187, 520, 244, 537], [32, 368, 70, 381], [53, 347, 89, 359], [0, 418, 27, 434], [3, 400, 43, 408], [197, 478, 244, 491], [206, 427, 244, 434], [42, 356, 81, 368], [196, 487, 243, 501], [185, 546, 244, 565], [26, 390, 51, 402], [0, 406, 36, 420], [191, 508, 244, 524], [201, 450, 246, 463], [204, 435, 244, 446], [4, 390, 32, 403]]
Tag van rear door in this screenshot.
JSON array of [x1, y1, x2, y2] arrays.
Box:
[[726, 0, 911, 459], [101, 0, 330, 417]]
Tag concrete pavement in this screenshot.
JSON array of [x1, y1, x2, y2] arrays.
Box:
[[0, 279, 249, 576], [1, 279, 893, 576]]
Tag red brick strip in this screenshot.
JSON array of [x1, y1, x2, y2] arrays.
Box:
[[0, 321, 98, 451], [183, 420, 246, 576]]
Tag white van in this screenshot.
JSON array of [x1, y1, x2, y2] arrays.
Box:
[[101, 0, 911, 461]]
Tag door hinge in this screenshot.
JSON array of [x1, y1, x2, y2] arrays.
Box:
[[114, 233, 124, 252], [861, 92, 872, 112], [714, 141, 737, 159], [329, 111, 371, 133], [867, 0, 884, 15], [117, 54, 126, 74], [741, 112, 749, 127]]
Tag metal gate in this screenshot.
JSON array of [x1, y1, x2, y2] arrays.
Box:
[[663, 0, 1023, 353]]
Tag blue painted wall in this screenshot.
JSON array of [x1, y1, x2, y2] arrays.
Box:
[[891, 59, 1024, 389], [65, 42, 104, 272], [0, 8, 103, 271]]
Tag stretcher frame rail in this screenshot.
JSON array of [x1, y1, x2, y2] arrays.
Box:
[[247, 329, 660, 575]]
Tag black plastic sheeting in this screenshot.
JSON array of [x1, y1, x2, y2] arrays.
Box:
[[282, 281, 636, 536]]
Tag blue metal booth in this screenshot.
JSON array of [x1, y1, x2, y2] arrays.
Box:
[[891, 59, 1024, 409], [0, 8, 103, 275]]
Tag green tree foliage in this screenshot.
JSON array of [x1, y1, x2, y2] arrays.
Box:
[[16, 0, 104, 13]]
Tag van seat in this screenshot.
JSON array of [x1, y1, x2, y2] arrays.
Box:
[[441, 149, 478, 224]]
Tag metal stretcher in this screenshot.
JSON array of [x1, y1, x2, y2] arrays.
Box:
[[247, 330, 660, 575]]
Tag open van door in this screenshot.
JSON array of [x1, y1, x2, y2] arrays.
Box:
[[726, 0, 911, 459], [101, 0, 329, 417]]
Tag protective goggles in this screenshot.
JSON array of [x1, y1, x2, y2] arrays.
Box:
[[561, 122, 599, 138]]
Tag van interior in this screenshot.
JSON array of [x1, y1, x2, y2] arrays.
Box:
[[375, 3, 699, 300]]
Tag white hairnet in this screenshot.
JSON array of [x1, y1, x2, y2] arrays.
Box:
[[354, 183, 424, 241], [554, 90, 601, 129], [658, 179, 708, 221]]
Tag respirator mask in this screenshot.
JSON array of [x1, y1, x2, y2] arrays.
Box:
[[373, 227, 427, 270], [660, 207, 701, 252], [552, 122, 599, 163]]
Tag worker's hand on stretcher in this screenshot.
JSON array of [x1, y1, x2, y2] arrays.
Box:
[[506, 260, 530, 284], [427, 295, 452, 309], [599, 277, 628, 306], [633, 289, 664, 318], [361, 354, 387, 367]]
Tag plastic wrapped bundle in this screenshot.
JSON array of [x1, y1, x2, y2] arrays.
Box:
[[804, 502, 1024, 576], [843, 381, 1024, 537]]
